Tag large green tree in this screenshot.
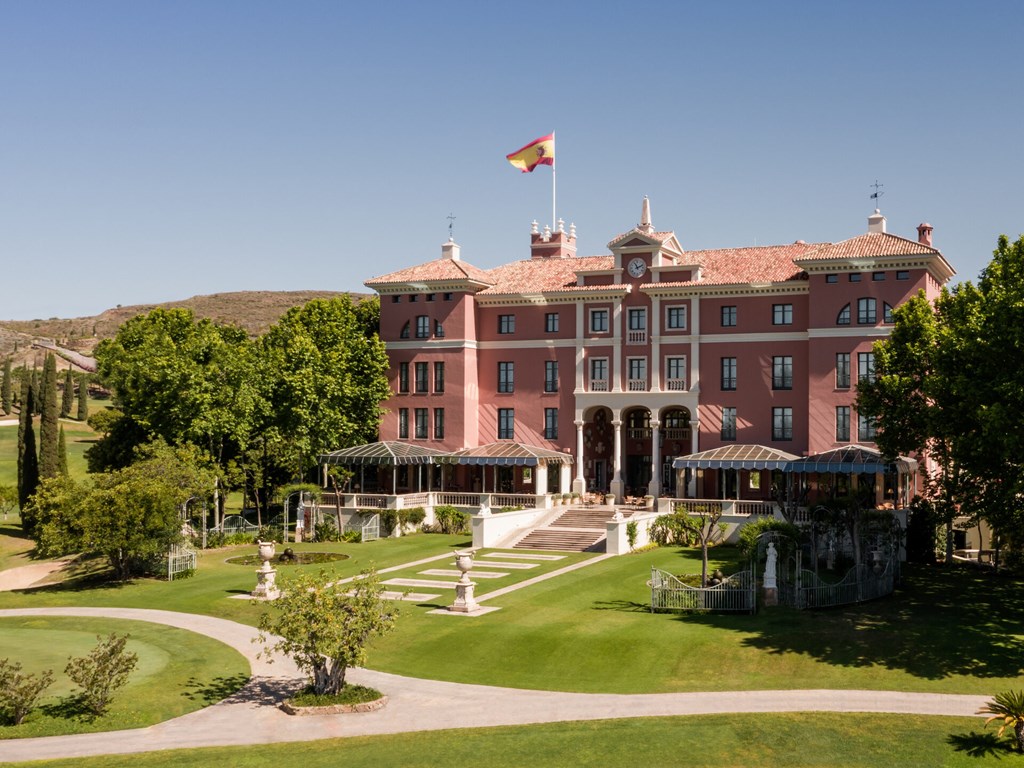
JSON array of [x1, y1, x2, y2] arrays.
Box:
[[260, 297, 390, 481], [76, 375, 89, 421], [16, 374, 38, 522], [38, 354, 60, 479], [33, 441, 215, 580]]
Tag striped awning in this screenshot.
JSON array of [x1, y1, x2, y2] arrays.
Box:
[[783, 445, 918, 474], [440, 441, 573, 467], [672, 445, 799, 471], [319, 441, 447, 466]]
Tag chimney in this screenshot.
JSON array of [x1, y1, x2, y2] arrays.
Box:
[[441, 238, 460, 261], [867, 208, 886, 234], [530, 219, 577, 259], [639, 196, 653, 234], [916, 222, 933, 247]]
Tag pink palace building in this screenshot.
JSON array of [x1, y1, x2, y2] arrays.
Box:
[[365, 199, 954, 504]]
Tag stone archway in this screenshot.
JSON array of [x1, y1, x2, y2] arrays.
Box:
[[658, 407, 692, 497]]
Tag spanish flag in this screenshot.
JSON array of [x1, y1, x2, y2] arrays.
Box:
[[505, 133, 555, 173]]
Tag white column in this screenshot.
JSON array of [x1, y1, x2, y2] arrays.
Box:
[[560, 463, 572, 495], [649, 419, 661, 497], [650, 296, 661, 392], [612, 297, 623, 392], [687, 417, 700, 496], [689, 296, 701, 392], [610, 417, 624, 499], [573, 419, 586, 494], [576, 302, 585, 391]]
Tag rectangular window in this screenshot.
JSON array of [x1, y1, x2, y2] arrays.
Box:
[[896, 270, 910, 281], [545, 312, 559, 333], [444, 292, 453, 300], [858, 297, 877, 324], [414, 362, 428, 393], [498, 361, 514, 393], [627, 357, 647, 390], [665, 356, 686, 390], [426, 293, 435, 302], [772, 356, 793, 390], [721, 305, 737, 327], [433, 362, 445, 393], [498, 408, 515, 440], [836, 353, 850, 389], [391, 295, 401, 303], [872, 271, 886, 281], [772, 407, 793, 441], [858, 351, 876, 383], [858, 411, 877, 441], [414, 408, 428, 439], [433, 408, 445, 439], [836, 406, 850, 441], [544, 408, 558, 440], [434, 320, 445, 338], [590, 309, 609, 333], [772, 304, 793, 325], [398, 362, 409, 393], [721, 357, 737, 390], [849, 273, 862, 283], [416, 315, 430, 338], [544, 361, 558, 393], [498, 314, 515, 334], [666, 306, 687, 329], [398, 408, 409, 439], [721, 407, 737, 441], [825, 274, 838, 284], [590, 358, 608, 390], [409, 294, 418, 302]]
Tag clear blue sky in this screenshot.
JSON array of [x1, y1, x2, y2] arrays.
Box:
[[2, 1, 1022, 320]]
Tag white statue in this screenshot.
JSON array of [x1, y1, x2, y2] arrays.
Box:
[[764, 542, 778, 589]]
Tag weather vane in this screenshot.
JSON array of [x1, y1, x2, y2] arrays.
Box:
[[447, 212, 456, 240], [870, 180, 884, 207]]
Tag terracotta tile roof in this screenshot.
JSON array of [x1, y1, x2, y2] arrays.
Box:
[[651, 243, 825, 288], [480, 256, 613, 294], [365, 257, 494, 287], [796, 232, 939, 262]]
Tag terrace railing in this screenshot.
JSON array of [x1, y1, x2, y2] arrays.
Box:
[[649, 567, 755, 613]]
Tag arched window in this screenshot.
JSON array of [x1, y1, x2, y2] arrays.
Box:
[[662, 409, 691, 429], [837, 304, 851, 325], [627, 410, 650, 430]]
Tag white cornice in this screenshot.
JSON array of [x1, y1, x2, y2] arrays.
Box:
[[642, 280, 810, 299]]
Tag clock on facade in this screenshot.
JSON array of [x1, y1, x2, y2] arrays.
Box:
[[627, 257, 647, 278]]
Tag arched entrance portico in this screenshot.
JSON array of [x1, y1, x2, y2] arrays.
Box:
[[572, 403, 693, 499]]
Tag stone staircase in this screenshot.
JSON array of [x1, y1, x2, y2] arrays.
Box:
[[512, 506, 626, 552]]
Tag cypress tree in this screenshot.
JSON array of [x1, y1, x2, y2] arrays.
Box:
[[17, 375, 39, 518], [77, 375, 89, 421], [58, 425, 69, 476], [39, 354, 60, 479], [1, 357, 11, 415], [31, 367, 41, 415], [61, 367, 74, 418]]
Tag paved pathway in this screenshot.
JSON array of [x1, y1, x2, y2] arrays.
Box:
[[0, 607, 990, 764]]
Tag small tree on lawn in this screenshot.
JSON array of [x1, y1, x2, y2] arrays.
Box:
[[678, 502, 726, 587], [979, 690, 1024, 752], [257, 568, 398, 696], [0, 659, 54, 725], [65, 633, 138, 716]]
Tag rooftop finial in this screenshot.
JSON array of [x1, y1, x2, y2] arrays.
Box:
[[639, 195, 653, 234], [531, 220, 539, 234], [447, 212, 456, 241]]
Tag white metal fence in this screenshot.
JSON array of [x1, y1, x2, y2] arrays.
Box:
[[649, 567, 756, 613]]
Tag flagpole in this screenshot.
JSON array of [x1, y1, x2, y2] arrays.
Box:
[[551, 131, 556, 232]]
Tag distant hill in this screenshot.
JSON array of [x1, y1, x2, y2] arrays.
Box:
[[0, 290, 367, 368]]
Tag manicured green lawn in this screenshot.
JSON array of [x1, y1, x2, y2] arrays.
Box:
[[3, 533, 1022, 697], [0, 616, 249, 739], [0, 513, 34, 571], [4, 713, 1015, 767]]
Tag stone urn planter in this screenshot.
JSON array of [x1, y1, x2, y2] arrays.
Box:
[[252, 539, 280, 600], [450, 550, 480, 613], [257, 539, 276, 564]]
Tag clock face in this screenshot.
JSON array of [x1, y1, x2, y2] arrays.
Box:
[[627, 258, 647, 278]]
